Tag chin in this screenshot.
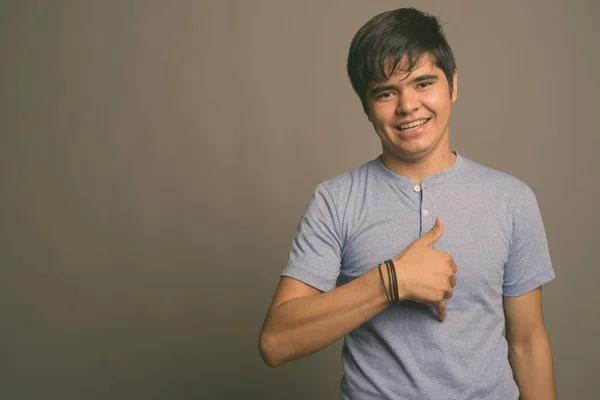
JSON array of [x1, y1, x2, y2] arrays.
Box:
[[388, 141, 441, 160], [392, 139, 432, 154]]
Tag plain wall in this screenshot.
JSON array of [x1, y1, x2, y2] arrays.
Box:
[[1, 0, 599, 398]]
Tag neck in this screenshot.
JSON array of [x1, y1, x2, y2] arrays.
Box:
[[380, 146, 456, 184]]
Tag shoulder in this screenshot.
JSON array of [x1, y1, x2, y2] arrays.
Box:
[[309, 159, 379, 221], [458, 156, 535, 204], [316, 158, 378, 198]]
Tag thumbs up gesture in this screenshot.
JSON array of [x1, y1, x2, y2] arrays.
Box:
[[392, 217, 457, 320]]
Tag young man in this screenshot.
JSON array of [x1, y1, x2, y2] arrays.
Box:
[[259, 8, 556, 400]]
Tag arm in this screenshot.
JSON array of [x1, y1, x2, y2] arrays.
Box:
[[503, 287, 556, 400], [258, 267, 389, 368], [259, 217, 456, 367]]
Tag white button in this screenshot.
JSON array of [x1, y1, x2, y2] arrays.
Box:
[[423, 209, 429, 216], [413, 185, 421, 192]]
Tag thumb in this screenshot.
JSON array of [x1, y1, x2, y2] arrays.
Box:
[[421, 217, 444, 246]]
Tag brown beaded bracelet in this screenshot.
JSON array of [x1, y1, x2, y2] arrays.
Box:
[[377, 263, 391, 304], [386, 259, 399, 303]]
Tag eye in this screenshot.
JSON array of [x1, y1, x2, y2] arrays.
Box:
[[417, 82, 432, 89], [376, 92, 394, 100]]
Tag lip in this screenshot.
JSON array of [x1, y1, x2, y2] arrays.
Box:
[[397, 118, 430, 126], [394, 118, 431, 138]]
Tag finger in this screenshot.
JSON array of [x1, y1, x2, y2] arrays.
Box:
[[444, 288, 454, 299], [434, 300, 447, 321], [450, 259, 457, 273], [449, 275, 457, 288], [421, 217, 444, 247]]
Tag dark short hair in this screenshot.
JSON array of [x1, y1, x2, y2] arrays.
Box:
[[347, 8, 457, 114]]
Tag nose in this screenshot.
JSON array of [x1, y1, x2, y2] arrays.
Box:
[[395, 91, 420, 115]]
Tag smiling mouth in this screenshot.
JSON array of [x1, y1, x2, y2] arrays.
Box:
[[396, 118, 431, 132]]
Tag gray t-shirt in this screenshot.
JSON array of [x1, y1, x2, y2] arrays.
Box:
[[282, 150, 555, 400]]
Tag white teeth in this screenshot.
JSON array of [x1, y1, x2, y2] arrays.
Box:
[[399, 119, 428, 130]]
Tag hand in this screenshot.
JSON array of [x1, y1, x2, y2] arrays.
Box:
[[392, 217, 457, 320]]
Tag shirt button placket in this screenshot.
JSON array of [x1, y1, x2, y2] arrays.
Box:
[[420, 184, 432, 226]]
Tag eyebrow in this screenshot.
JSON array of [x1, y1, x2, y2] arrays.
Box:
[[369, 74, 439, 96]]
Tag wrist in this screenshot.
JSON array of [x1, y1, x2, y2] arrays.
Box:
[[377, 260, 401, 305], [393, 260, 408, 301], [376, 263, 392, 305]]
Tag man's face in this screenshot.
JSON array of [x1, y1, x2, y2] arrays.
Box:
[[365, 53, 458, 162]]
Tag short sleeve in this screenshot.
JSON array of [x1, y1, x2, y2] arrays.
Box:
[[503, 184, 555, 297], [281, 184, 343, 292]]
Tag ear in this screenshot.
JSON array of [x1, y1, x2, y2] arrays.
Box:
[[451, 71, 458, 103]]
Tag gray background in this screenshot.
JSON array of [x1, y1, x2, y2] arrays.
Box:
[[1, 0, 598, 399]]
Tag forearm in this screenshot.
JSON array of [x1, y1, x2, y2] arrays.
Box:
[[260, 266, 389, 367], [508, 329, 556, 400]]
